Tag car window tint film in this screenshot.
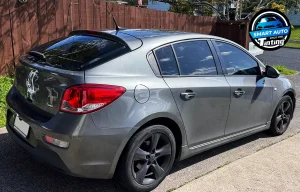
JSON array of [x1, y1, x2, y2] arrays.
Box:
[[29, 35, 127, 70], [155, 45, 179, 76], [172, 40, 217, 76], [215, 41, 259, 75]]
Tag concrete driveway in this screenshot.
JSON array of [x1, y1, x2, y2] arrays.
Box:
[[256, 48, 300, 70], [0, 74, 300, 192], [174, 133, 300, 192]]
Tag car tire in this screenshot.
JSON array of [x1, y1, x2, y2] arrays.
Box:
[[116, 125, 176, 192], [269, 95, 293, 136]]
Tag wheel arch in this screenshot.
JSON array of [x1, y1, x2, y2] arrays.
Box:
[[109, 113, 188, 177], [283, 89, 296, 118]]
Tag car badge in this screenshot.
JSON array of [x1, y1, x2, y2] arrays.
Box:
[[46, 87, 58, 107], [26, 70, 39, 101]]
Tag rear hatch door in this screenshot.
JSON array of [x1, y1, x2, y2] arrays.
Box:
[[13, 33, 130, 117], [15, 56, 84, 116]]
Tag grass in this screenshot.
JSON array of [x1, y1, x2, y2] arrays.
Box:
[[273, 65, 298, 76], [285, 26, 300, 48], [0, 76, 13, 127]]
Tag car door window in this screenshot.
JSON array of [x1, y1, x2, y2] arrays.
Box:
[[215, 41, 259, 75], [155, 45, 179, 75], [173, 41, 218, 76]]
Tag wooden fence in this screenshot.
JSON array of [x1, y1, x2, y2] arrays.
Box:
[[0, 0, 249, 75]]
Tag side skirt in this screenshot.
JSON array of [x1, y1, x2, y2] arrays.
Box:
[[179, 122, 270, 161]]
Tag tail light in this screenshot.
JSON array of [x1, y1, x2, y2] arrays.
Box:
[[60, 84, 126, 114]]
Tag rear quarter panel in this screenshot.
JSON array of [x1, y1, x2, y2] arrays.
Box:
[[84, 47, 187, 175]]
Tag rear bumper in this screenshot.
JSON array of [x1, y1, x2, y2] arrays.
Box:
[[6, 88, 132, 179], [6, 122, 73, 176], [6, 109, 125, 179]]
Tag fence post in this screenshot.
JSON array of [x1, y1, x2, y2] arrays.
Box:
[[8, 5, 15, 70]]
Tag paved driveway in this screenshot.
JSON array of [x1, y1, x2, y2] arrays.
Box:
[[256, 48, 300, 70], [1, 75, 300, 192]]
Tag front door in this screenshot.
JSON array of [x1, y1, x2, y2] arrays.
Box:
[[213, 41, 274, 135], [154, 40, 231, 146]]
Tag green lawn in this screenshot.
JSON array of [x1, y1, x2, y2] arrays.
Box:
[[0, 77, 13, 127], [285, 26, 300, 48], [273, 65, 298, 76]]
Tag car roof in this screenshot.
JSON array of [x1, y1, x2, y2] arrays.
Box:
[[71, 29, 242, 52], [102, 29, 229, 50]]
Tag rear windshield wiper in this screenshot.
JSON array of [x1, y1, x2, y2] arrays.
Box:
[[28, 51, 46, 61]]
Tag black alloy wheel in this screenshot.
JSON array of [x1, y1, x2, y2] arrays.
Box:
[[132, 133, 172, 185], [117, 125, 176, 192], [269, 95, 293, 135], [275, 100, 292, 132]]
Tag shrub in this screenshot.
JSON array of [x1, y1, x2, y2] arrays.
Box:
[[0, 77, 13, 127]]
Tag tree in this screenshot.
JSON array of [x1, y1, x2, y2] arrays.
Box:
[[169, 0, 194, 14], [272, 0, 300, 13], [153, 0, 229, 18], [156, 0, 300, 20], [237, 0, 300, 20]]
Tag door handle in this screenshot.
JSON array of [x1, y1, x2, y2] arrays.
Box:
[[180, 91, 196, 100], [234, 90, 245, 96]]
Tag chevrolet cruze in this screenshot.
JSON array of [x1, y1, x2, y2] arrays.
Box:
[[6, 29, 295, 192]]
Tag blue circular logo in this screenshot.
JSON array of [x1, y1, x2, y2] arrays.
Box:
[[249, 9, 291, 50]]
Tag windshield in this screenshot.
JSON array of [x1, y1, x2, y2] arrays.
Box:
[[267, 17, 277, 21], [260, 18, 267, 23]]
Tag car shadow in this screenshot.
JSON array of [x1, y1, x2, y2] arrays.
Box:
[[0, 131, 272, 192], [171, 131, 271, 174]]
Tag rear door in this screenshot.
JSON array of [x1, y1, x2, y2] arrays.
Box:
[[13, 34, 130, 117], [154, 40, 231, 146], [212, 40, 273, 135]]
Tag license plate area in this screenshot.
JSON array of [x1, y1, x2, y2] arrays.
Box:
[[13, 115, 30, 138]]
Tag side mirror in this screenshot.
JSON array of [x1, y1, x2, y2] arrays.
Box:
[[265, 66, 280, 78]]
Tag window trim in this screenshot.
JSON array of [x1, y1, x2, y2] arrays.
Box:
[[146, 51, 162, 77], [211, 40, 263, 76], [207, 40, 224, 75], [153, 39, 222, 77], [170, 44, 182, 75]]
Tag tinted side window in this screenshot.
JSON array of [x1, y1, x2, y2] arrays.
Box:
[[155, 46, 179, 75], [173, 41, 217, 76], [215, 41, 259, 75]]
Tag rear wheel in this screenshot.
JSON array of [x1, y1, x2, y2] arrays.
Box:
[[269, 95, 293, 136], [117, 125, 176, 192]]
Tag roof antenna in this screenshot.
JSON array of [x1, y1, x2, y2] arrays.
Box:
[[113, 16, 126, 34]]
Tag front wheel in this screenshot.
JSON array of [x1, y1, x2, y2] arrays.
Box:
[[116, 125, 176, 192], [269, 95, 293, 136]]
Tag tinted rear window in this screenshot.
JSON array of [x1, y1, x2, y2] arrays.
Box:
[[29, 35, 128, 70], [155, 45, 179, 76]]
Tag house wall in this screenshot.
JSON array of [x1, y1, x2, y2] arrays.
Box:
[[286, 9, 300, 25], [287, 12, 300, 25]]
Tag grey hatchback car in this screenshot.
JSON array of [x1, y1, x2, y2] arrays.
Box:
[[6, 29, 295, 191]]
